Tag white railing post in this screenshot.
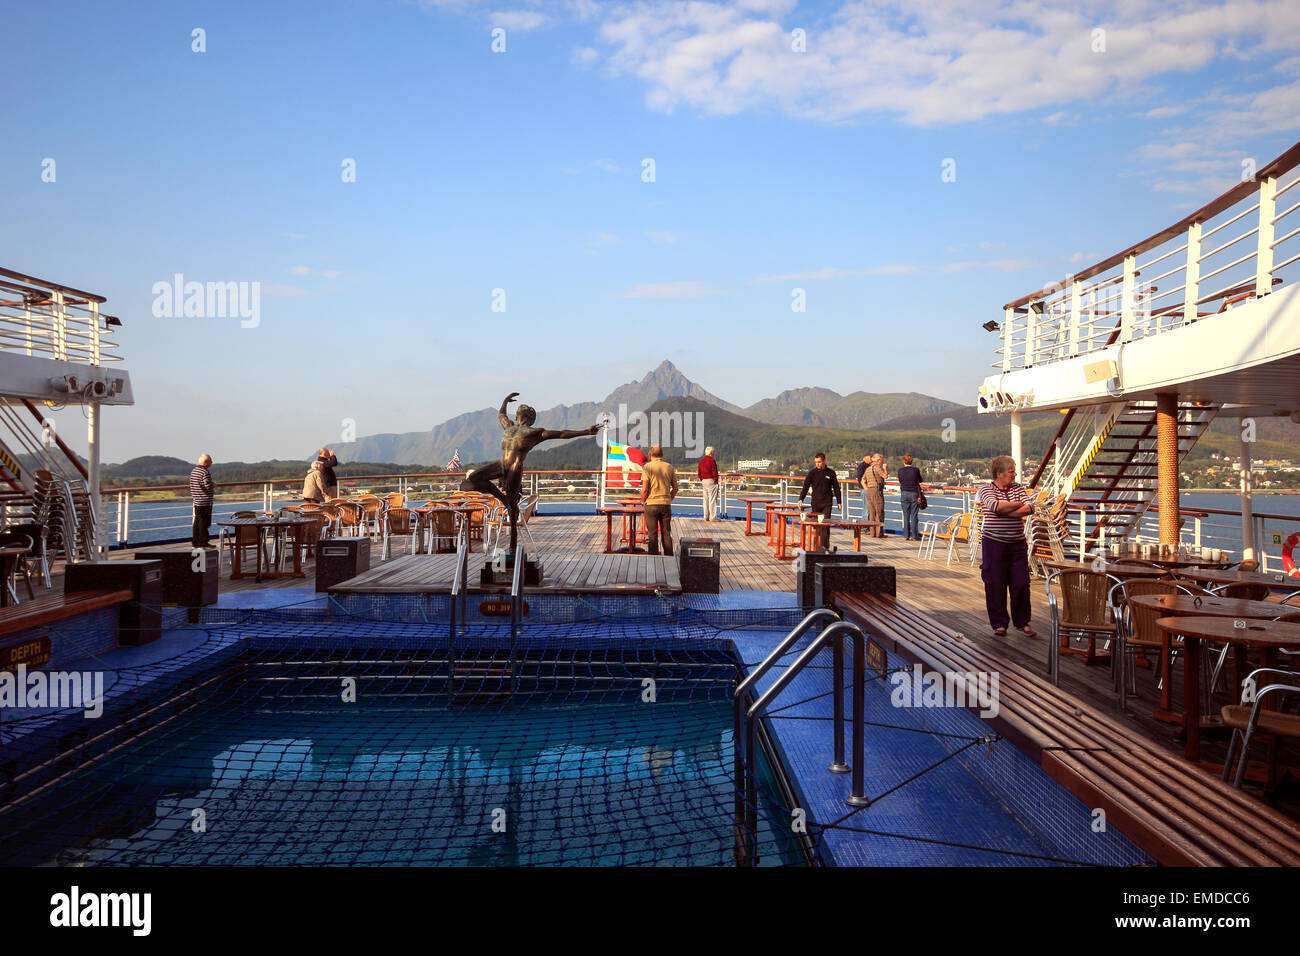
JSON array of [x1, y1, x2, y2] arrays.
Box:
[[51, 290, 67, 361], [780, 479, 788, 505], [1194, 516, 1202, 549], [1183, 221, 1201, 325], [1068, 278, 1082, 356], [1256, 175, 1277, 296], [1078, 509, 1086, 558], [1002, 306, 1013, 371], [88, 300, 101, 366], [1120, 254, 1137, 342], [1026, 301, 1041, 366]]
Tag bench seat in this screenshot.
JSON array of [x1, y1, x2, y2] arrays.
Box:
[[834, 590, 1300, 867], [0, 589, 134, 639]]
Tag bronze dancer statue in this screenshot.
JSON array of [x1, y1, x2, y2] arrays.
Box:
[[467, 392, 602, 555]]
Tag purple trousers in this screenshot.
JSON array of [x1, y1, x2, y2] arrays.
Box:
[[980, 536, 1031, 630]]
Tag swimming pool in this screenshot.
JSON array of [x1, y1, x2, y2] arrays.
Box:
[[0, 641, 805, 867], [0, 602, 1151, 867]]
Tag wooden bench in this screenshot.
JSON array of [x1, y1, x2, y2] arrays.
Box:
[[833, 589, 1300, 867], [0, 589, 134, 639]]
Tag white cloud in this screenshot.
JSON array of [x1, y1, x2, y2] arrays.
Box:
[[646, 231, 679, 243], [754, 263, 919, 282], [941, 258, 1033, 273], [288, 266, 356, 280], [491, 9, 549, 31], [623, 280, 729, 298]]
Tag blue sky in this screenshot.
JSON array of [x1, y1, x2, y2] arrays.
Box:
[[5, 0, 1299, 462]]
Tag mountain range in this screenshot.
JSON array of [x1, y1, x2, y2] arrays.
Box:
[[331, 360, 970, 466]]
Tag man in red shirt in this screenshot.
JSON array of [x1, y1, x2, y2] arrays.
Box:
[[697, 445, 720, 521]]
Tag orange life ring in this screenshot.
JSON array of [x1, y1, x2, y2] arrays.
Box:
[[1283, 532, 1300, 576]]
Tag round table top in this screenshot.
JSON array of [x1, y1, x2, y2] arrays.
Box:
[[414, 503, 483, 512], [1103, 550, 1230, 569], [1045, 560, 1169, 578], [769, 503, 809, 511], [597, 504, 644, 513], [1155, 615, 1300, 649], [1131, 593, 1286, 620], [737, 496, 779, 503], [1176, 567, 1300, 590], [0, 546, 29, 557]]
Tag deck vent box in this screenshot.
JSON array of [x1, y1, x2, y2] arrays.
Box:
[[796, 551, 870, 610], [814, 563, 897, 611], [678, 538, 720, 594], [134, 548, 219, 620], [64, 559, 163, 646], [316, 537, 371, 592]]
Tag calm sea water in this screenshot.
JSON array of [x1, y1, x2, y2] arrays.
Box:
[[109, 490, 1300, 562]]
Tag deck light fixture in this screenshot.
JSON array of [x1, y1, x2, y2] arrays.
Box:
[[982, 320, 1000, 332]]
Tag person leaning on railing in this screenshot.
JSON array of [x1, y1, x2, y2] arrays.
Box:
[[189, 454, 214, 548], [302, 460, 328, 504], [317, 447, 339, 498], [977, 455, 1036, 638]]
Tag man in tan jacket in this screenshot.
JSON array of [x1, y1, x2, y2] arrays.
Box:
[[302, 460, 328, 503], [639, 445, 678, 556]]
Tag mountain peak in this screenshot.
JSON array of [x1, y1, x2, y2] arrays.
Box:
[[642, 359, 683, 383]]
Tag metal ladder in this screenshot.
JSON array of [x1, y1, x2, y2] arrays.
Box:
[[733, 608, 870, 866]]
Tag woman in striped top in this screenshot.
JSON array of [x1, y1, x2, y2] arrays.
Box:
[[976, 455, 1035, 637]]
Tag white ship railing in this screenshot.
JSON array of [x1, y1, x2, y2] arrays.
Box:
[[991, 142, 1300, 372], [0, 267, 121, 366]]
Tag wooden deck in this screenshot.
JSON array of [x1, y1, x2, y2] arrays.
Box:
[[61, 510, 1299, 816], [331, 551, 680, 595]]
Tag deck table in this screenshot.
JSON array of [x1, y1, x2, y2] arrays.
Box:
[[797, 519, 883, 553], [218, 516, 312, 582], [1155, 616, 1300, 767], [1132, 592, 1291, 724], [737, 497, 779, 536]]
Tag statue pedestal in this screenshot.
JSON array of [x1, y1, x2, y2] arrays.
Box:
[[481, 557, 543, 587]]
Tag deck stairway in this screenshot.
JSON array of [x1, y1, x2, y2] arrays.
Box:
[[0, 401, 97, 562], [1035, 399, 1219, 548]]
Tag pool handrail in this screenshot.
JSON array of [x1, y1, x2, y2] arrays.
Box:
[[733, 612, 868, 865], [448, 518, 469, 640]]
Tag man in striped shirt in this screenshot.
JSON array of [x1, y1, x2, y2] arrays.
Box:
[[190, 454, 215, 548], [977, 455, 1035, 637]]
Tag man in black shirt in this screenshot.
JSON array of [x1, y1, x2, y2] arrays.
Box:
[[797, 453, 841, 551]]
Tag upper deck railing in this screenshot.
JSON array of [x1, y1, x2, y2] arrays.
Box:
[[992, 141, 1300, 373], [0, 267, 121, 367]]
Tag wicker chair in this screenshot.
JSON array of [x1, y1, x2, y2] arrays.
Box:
[[381, 507, 418, 559], [292, 511, 330, 562], [1221, 667, 1300, 787], [0, 530, 36, 604], [333, 501, 364, 537], [423, 507, 461, 554], [385, 492, 406, 510], [1113, 578, 1201, 703], [1047, 569, 1120, 666], [1213, 582, 1271, 602]]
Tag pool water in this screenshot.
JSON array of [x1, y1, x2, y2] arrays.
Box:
[[10, 660, 805, 867]]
